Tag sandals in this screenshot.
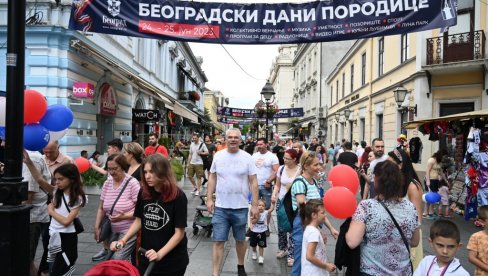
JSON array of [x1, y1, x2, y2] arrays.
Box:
[[276, 250, 287, 258], [287, 258, 294, 267]]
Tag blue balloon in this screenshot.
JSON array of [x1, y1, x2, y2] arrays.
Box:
[[425, 192, 441, 204], [24, 124, 50, 151], [39, 104, 74, 132], [0, 126, 5, 139]]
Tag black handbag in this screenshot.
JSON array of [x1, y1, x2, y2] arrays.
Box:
[[98, 177, 133, 242], [62, 195, 84, 234]]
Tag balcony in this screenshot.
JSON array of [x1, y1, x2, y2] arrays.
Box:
[[426, 30, 485, 65]]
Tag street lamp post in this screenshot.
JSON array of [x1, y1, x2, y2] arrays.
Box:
[[260, 81, 275, 141]]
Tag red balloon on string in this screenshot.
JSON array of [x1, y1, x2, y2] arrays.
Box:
[[74, 157, 90, 173], [323, 187, 357, 219], [24, 89, 48, 124], [328, 164, 359, 194]]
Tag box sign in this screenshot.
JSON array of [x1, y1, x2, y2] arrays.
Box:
[[99, 83, 117, 116], [72, 82, 95, 99], [132, 109, 160, 122]]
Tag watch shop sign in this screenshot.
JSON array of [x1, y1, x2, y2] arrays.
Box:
[[72, 82, 95, 99], [99, 83, 117, 116], [132, 109, 161, 122]]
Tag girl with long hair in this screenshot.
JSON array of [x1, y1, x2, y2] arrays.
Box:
[[111, 154, 189, 276], [48, 164, 87, 276]]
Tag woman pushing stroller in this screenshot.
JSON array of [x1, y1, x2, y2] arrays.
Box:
[[111, 154, 189, 276]]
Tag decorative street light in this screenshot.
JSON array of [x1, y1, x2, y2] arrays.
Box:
[[334, 112, 340, 121], [344, 107, 351, 120], [393, 86, 408, 108], [260, 81, 275, 141]]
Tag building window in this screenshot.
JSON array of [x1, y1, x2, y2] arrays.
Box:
[[378, 37, 384, 76], [361, 53, 366, 85], [350, 64, 354, 94], [401, 34, 409, 63], [342, 72, 345, 98], [330, 85, 333, 105], [360, 118, 365, 141], [336, 80, 339, 102], [376, 114, 383, 139]]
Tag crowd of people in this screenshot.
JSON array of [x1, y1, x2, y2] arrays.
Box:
[[24, 129, 487, 276]]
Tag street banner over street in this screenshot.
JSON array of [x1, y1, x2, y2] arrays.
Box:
[[218, 107, 304, 118], [69, 0, 457, 44]]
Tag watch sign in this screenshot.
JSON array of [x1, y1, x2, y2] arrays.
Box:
[[132, 109, 161, 122], [72, 82, 95, 99]]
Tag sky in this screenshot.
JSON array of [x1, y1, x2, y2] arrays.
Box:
[[189, 43, 280, 109], [187, 0, 289, 109]]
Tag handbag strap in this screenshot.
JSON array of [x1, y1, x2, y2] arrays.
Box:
[[378, 200, 413, 273], [109, 176, 133, 215], [62, 194, 71, 212]]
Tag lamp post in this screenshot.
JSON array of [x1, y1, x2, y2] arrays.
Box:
[[343, 107, 351, 120], [393, 86, 417, 132], [260, 81, 275, 141]]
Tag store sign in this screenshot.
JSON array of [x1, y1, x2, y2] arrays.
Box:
[[218, 107, 304, 118], [132, 109, 161, 122], [72, 82, 95, 99], [69, 0, 457, 44], [99, 83, 117, 116]]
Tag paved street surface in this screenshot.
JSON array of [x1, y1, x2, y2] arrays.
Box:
[[36, 177, 477, 275]]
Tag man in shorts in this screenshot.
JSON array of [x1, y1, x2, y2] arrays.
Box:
[[187, 133, 208, 196], [207, 128, 259, 276]]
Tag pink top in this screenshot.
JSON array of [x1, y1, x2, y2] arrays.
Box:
[[100, 175, 140, 233]]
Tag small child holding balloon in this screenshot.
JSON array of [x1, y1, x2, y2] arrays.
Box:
[[438, 180, 451, 217]]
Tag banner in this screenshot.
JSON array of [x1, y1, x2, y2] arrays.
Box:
[[69, 0, 457, 44], [218, 107, 304, 118]]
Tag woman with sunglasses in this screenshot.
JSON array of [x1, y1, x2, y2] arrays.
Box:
[[272, 149, 302, 267], [290, 151, 339, 276]]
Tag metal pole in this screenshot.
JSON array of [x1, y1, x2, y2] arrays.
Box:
[[0, 0, 30, 275], [265, 101, 269, 141]]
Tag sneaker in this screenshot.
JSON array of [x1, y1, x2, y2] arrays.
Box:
[[237, 265, 247, 276], [258, 256, 264, 264], [287, 258, 294, 267], [252, 252, 257, 260], [92, 248, 108, 261], [425, 214, 437, 220], [195, 190, 200, 196], [191, 188, 197, 194]]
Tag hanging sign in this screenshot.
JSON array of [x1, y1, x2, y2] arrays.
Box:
[[99, 83, 117, 116], [132, 109, 161, 122], [69, 0, 457, 44], [218, 107, 304, 118], [72, 82, 95, 99]]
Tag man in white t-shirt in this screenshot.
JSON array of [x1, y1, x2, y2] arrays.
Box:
[[252, 138, 279, 209], [188, 133, 208, 196], [207, 128, 259, 276], [363, 138, 387, 199]]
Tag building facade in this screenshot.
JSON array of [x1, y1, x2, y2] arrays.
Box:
[[0, 0, 207, 156]]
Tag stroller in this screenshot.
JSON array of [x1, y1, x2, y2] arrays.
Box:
[[85, 248, 155, 276], [192, 194, 213, 237]]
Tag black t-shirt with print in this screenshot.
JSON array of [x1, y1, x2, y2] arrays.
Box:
[[134, 189, 189, 274]]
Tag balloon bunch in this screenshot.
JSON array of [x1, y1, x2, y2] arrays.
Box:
[[323, 165, 359, 219], [0, 89, 74, 151]]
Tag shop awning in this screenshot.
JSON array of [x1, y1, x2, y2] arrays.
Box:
[[174, 102, 199, 123], [403, 109, 488, 129]]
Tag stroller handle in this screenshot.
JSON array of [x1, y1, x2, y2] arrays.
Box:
[[138, 248, 155, 276]]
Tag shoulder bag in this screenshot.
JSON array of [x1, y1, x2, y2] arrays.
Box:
[[99, 177, 133, 241], [378, 200, 414, 274], [62, 195, 84, 234]]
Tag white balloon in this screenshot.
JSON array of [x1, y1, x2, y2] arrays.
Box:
[[0, 97, 5, 126], [49, 129, 68, 142]]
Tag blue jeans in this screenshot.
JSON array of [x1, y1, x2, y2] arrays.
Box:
[[291, 215, 303, 276], [259, 186, 272, 209], [211, 207, 248, 241]]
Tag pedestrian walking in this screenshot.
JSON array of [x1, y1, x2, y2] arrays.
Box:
[[249, 199, 275, 264], [362, 138, 386, 199], [187, 133, 208, 196], [206, 128, 259, 276], [253, 138, 279, 209], [144, 133, 169, 159]]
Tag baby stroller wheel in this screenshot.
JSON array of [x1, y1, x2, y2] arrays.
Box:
[[206, 229, 212, 237], [193, 226, 199, 235]]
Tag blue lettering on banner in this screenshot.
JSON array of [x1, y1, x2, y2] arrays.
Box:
[[69, 0, 457, 44], [217, 107, 304, 119]]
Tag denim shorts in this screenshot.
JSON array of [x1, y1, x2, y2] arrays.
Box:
[[212, 207, 248, 241]]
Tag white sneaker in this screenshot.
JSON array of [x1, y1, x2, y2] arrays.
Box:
[[252, 252, 257, 260], [258, 256, 264, 264], [195, 190, 200, 196], [191, 188, 197, 194]]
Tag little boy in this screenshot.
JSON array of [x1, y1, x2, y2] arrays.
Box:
[[468, 205, 488, 275], [250, 199, 274, 264], [413, 219, 469, 275]]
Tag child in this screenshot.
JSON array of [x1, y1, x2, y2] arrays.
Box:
[[48, 164, 87, 275], [299, 199, 336, 275], [413, 219, 469, 275], [314, 166, 326, 198], [438, 180, 451, 217], [467, 205, 488, 274], [250, 199, 274, 264]]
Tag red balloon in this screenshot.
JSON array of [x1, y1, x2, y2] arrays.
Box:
[[328, 164, 359, 194], [24, 89, 47, 124], [323, 187, 357, 219], [74, 157, 90, 173]]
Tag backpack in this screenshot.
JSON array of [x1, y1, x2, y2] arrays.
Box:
[[198, 143, 209, 166], [277, 177, 309, 233]]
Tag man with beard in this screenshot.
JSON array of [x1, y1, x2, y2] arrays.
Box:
[[187, 133, 208, 196], [363, 138, 386, 199], [144, 132, 169, 158], [272, 139, 285, 165], [253, 138, 279, 210], [244, 137, 255, 155], [307, 137, 319, 152]]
